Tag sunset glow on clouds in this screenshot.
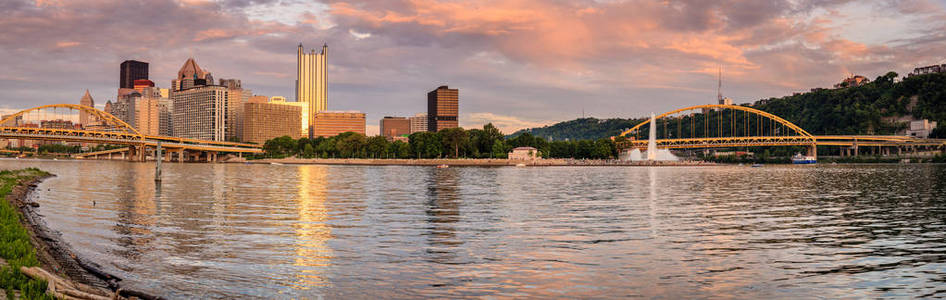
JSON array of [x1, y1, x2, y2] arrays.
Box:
[[1, 0, 945, 134]]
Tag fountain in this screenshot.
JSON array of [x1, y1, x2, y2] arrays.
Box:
[[620, 112, 679, 161]]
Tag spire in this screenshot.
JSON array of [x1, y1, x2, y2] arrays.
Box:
[[80, 89, 94, 105], [322, 43, 327, 55]]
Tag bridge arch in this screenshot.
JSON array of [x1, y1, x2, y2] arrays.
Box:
[[619, 104, 814, 139], [0, 104, 142, 138]]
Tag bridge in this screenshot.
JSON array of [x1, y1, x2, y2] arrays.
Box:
[[0, 104, 262, 162], [618, 104, 946, 158]]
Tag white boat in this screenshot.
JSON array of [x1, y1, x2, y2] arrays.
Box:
[[515, 163, 526, 167], [792, 154, 817, 164], [436, 164, 449, 168], [270, 162, 284, 166]]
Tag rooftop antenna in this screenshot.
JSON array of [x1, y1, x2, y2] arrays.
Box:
[[717, 65, 723, 104]]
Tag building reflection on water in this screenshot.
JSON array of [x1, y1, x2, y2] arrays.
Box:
[[293, 165, 334, 288], [111, 163, 157, 262], [424, 168, 462, 263]]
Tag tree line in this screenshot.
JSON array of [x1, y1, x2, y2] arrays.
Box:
[[510, 71, 946, 140], [261, 123, 619, 159]]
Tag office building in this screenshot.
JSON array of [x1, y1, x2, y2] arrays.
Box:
[[219, 78, 249, 141], [410, 113, 428, 133], [242, 102, 302, 144], [270, 97, 309, 137], [297, 43, 327, 133], [158, 98, 173, 136], [171, 58, 213, 92], [312, 111, 365, 137], [120, 60, 149, 89], [79, 90, 94, 126], [380, 116, 411, 138], [171, 85, 228, 141], [248, 95, 269, 103], [133, 87, 164, 136], [133, 79, 155, 93], [427, 86, 459, 132], [110, 92, 137, 126]]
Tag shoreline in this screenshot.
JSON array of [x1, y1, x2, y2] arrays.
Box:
[[245, 157, 716, 167], [8, 173, 163, 300]]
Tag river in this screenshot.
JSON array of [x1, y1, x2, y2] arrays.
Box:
[[3, 159, 946, 299]]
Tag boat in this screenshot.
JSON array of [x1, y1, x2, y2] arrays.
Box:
[[436, 164, 449, 168], [270, 162, 284, 166], [791, 154, 817, 164], [515, 163, 526, 167], [751, 163, 763, 168]]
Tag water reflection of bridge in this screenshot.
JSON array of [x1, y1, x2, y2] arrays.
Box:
[[0, 104, 262, 162], [618, 104, 946, 157]]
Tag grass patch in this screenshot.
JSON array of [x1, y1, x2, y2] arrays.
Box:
[[0, 168, 54, 300]]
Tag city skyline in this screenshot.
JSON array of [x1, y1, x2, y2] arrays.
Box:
[[1, 0, 945, 136]]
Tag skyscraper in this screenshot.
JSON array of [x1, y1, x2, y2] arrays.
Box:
[[171, 85, 228, 141], [169, 58, 227, 141], [172, 58, 213, 91], [427, 86, 459, 132], [79, 90, 94, 126], [120, 60, 149, 89], [296, 43, 327, 136]]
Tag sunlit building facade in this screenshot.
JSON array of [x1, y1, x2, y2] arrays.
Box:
[[427, 86, 459, 132], [242, 102, 302, 144], [297, 43, 327, 135], [312, 111, 365, 137], [270, 97, 309, 137]]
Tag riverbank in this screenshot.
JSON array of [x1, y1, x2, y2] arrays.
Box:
[[248, 157, 715, 166], [1, 168, 162, 300], [0, 168, 55, 299]]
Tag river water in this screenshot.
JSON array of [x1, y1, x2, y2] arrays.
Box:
[[2, 159, 945, 299]]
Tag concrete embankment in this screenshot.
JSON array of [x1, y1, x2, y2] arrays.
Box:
[[5, 170, 164, 300], [247, 157, 714, 167]]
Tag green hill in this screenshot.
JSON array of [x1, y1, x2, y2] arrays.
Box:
[[508, 117, 647, 140], [511, 71, 946, 139]]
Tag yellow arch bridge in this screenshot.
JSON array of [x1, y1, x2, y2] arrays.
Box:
[[0, 104, 262, 162], [618, 104, 946, 158]]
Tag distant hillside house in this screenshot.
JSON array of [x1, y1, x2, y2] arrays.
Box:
[[834, 75, 870, 89], [508, 147, 539, 160], [910, 64, 946, 77]]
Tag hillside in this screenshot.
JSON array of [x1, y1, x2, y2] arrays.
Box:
[[508, 117, 646, 140], [511, 71, 946, 139]]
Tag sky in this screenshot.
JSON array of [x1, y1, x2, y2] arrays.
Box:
[[1, 0, 945, 136]]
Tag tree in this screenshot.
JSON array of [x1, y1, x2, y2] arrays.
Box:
[[393, 140, 411, 158], [336, 132, 366, 158], [366, 136, 388, 158], [302, 143, 315, 158], [491, 140, 507, 158], [439, 127, 467, 158]]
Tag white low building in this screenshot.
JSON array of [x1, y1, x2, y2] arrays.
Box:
[[508, 147, 539, 160], [907, 120, 937, 138]]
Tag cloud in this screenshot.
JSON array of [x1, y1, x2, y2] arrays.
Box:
[[461, 112, 549, 135], [0, 0, 944, 136]]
